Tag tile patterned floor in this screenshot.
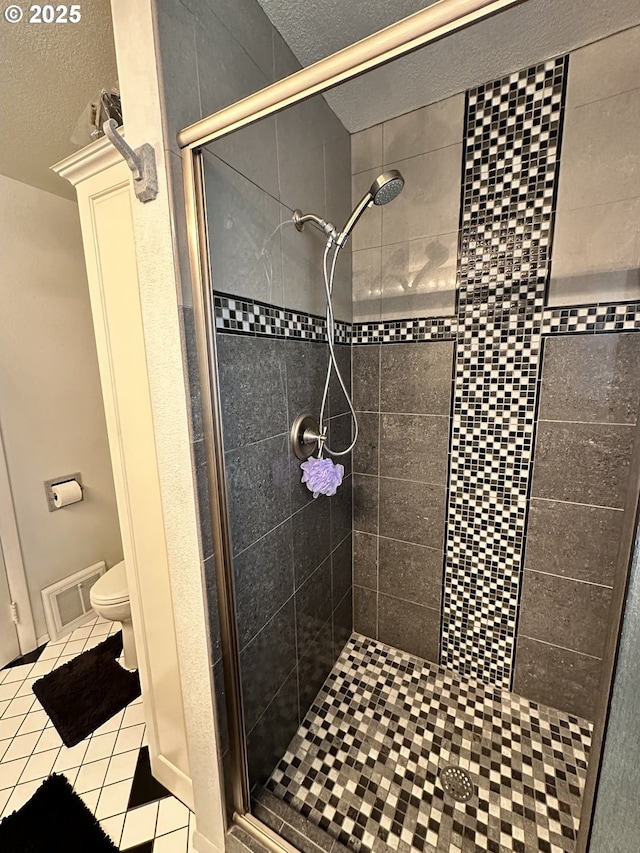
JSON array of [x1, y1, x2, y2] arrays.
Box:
[[264, 634, 592, 853], [0, 615, 195, 852]]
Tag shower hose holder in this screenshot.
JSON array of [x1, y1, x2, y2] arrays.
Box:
[[290, 412, 322, 460]]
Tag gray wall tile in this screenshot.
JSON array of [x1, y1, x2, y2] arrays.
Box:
[[353, 586, 377, 638], [539, 333, 640, 425], [519, 570, 613, 658], [352, 346, 380, 411], [351, 169, 383, 250], [246, 668, 299, 788], [328, 344, 352, 418], [557, 89, 640, 211], [217, 334, 288, 450], [378, 538, 442, 610], [330, 474, 352, 548], [382, 94, 465, 164], [353, 532, 377, 590], [353, 473, 378, 535], [379, 478, 447, 550], [240, 598, 297, 732], [549, 198, 640, 306], [513, 636, 602, 720], [327, 415, 353, 476], [565, 27, 640, 109], [352, 247, 382, 323], [285, 341, 329, 422], [205, 152, 283, 307], [225, 434, 291, 554], [380, 414, 449, 485], [234, 520, 295, 649], [292, 498, 331, 587], [295, 558, 333, 657], [351, 125, 383, 175], [525, 499, 624, 586], [532, 421, 636, 508], [332, 589, 353, 660], [331, 535, 352, 608], [380, 232, 458, 320], [377, 594, 440, 662], [382, 146, 463, 246], [297, 616, 336, 732], [353, 412, 379, 475], [380, 342, 453, 415]]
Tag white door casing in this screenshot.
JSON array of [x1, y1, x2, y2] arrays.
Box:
[[53, 139, 193, 808]]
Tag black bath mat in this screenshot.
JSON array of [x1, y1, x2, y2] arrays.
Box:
[[33, 631, 141, 747], [0, 773, 118, 852]]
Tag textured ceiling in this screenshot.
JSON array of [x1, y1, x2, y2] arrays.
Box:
[[257, 0, 640, 132], [0, 0, 117, 200]]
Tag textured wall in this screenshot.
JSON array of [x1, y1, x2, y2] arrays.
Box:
[[0, 175, 123, 640]]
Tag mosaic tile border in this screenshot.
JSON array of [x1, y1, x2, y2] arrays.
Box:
[[215, 295, 640, 347], [213, 292, 351, 344]]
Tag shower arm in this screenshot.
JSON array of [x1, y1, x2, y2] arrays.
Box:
[[292, 210, 338, 242]]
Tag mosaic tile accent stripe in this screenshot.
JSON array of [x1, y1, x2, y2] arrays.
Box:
[[542, 301, 640, 334], [352, 317, 458, 344], [441, 57, 568, 688], [213, 292, 351, 343]]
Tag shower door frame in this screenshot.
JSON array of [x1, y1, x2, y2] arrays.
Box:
[[178, 2, 637, 850]]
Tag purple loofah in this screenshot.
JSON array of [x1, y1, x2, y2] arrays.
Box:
[[300, 456, 344, 498]]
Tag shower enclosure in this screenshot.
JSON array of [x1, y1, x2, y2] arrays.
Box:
[[179, 4, 640, 852]]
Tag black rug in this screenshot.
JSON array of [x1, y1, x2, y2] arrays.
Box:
[[33, 631, 141, 747], [0, 774, 118, 852]]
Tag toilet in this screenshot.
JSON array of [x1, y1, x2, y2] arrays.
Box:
[[90, 560, 137, 670]]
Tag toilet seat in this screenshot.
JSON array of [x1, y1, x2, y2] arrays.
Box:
[[91, 560, 128, 606]]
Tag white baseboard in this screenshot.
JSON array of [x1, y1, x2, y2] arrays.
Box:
[[193, 830, 224, 853]]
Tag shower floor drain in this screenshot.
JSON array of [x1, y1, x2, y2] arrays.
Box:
[[439, 765, 475, 802]]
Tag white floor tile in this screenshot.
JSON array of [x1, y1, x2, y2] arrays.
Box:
[[113, 723, 145, 755], [0, 714, 26, 740], [18, 747, 60, 784], [79, 786, 101, 812], [0, 681, 21, 702], [121, 703, 145, 729], [82, 636, 104, 651], [0, 700, 10, 717], [93, 709, 124, 737], [156, 795, 190, 836], [0, 738, 12, 762], [2, 695, 37, 718], [15, 677, 38, 698], [69, 624, 94, 641], [155, 825, 189, 853], [90, 623, 111, 638], [0, 787, 12, 816], [95, 778, 134, 820], [33, 726, 63, 753], [60, 639, 87, 657], [74, 756, 110, 793], [2, 730, 41, 762], [2, 777, 41, 816], [0, 669, 8, 685], [84, 731, 118, 763], [16, 709, 49, 736], [52, 740, 88, 772], [51, 655, 76, 670], [38, 643, 63, 661], [27, 659, 58, 678], [104, 749, 139, 786], [1, 664, 34, 684], [100, 812, 126, 846], [120, 801, 159, 850], [0, 756, 29, 790]]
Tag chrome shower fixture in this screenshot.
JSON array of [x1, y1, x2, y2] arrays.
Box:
[[335, 169, 404, 248], [292, 169, 405, 249]]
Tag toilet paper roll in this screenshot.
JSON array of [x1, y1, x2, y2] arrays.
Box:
[[52, 479, 83, 508]]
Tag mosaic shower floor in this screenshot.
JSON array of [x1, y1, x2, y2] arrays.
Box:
[[263, 634, 592, 853]]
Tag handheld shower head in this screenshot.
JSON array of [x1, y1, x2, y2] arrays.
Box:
[[335, 169, 404, 248]]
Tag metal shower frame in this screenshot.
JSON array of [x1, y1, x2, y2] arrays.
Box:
[[176, 1, 632, 851]]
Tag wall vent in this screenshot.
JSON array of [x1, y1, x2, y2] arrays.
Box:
[[41, 561, 106, 641]]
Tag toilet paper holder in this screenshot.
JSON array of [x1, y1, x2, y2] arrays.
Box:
[[44, 473, 84, 512]]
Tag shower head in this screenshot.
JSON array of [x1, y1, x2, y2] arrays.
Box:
[[370, 170, 405, 206], [335, 169, 404, 248]]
